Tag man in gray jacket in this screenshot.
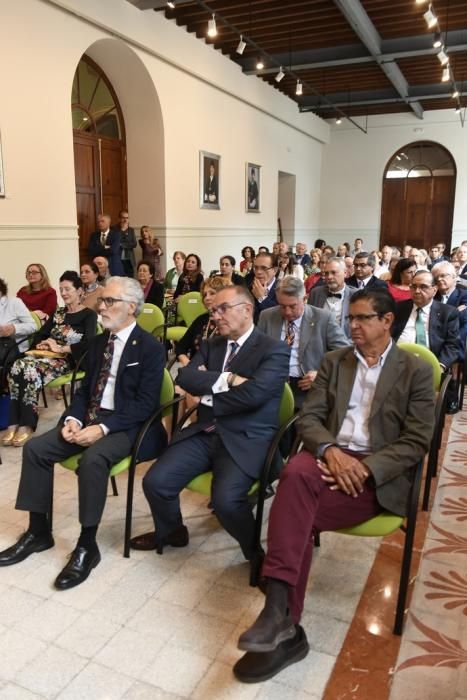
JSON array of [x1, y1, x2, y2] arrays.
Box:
[[308, 257, 358, 338]]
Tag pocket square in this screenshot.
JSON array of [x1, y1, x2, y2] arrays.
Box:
[[126, 362, 139, 367]]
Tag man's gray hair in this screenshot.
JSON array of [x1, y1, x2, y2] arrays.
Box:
[[107, 276, 145, 315], [277, 276, 306, 297], [326, 256, 346, 270], [432, 261, 456, 277]]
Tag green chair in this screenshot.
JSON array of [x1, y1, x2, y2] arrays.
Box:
[[165, 292, 207, 345], [54, 368, 181, 557], [30, 312, 42, 330], [136, 303, 165, 336]]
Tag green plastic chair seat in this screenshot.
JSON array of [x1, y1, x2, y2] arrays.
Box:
[[397, 342, 442, 391], [47, 371, 85, 389], [136, 303, 165, 335], [165, 327, 187, 343], [337, 512, 404, 537], [177, 292, 207, 327]]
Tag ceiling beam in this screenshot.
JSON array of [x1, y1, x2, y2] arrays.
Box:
[[126, 0, 169, 9], [303, 83, 465, 110], [332, 0, 424, 119]]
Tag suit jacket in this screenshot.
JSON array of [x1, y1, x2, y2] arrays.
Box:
[[88, 229, 124, 276], [346, 274, 388, 290], [392, 299, 461, 368], [175, 327, 290, 478], [459, 263, 467, 280], [295, 254, 312, 267], [63, 324, 167, 459], [308, 284, 358, 338], [114, 226, 137, 266], [204, 175, 218, 204], [297, 343, 435, 516], [258, 305, 349, 374]]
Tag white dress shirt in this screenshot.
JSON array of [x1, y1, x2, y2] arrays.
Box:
[[325, 285, 345, 325], [280, 315, 304, 377], [397, 301, 432, 348], [200, 324, 255, 406]]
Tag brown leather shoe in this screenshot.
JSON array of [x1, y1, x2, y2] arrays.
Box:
[[129, 531, 157, 550], [130, 525, 189, 553]]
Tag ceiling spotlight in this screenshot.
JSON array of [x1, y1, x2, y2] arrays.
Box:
[[415, 0, 428, 4], [437, 49, 449, 65], [442, 66, 450, 82], [424, 5, 437, 29], [433, 31, 442, 48], [207, 14, 217, 38], [295, 80, 303, 96], [167, 1, 175, 8], [455, 103, 461, 114], [256, 58, 264, 70], [236, 35, 246, 55], [452, 88, 459, 98], [275, 66, 285, 83], [335, 116, 342, 125]]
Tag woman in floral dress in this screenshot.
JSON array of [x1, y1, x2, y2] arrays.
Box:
[[3, 271, 97, 447]]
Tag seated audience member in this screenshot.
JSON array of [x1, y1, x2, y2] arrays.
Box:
[[218, 256, 245, 286], [173, 254, 204, 300], [240, 246, 255, 274], [387, 258, 417, 302], [17, 264, 57, 324], [249, 252, 279, 321], [258, 246, 270, 254], [88, 214, 123, 276], [93, 256, 110, 285], [379, 256, 399, 281], [375, 245, 394, 277], [278, 242, 289, 255], [272, 242, 280, 256], [234, 289, 435, 683], [392, 270, 461, 413], [258, 276, 349, 408], [433, 261, 467, 345], [308, 257, 358, 338], [80, 262, 102, 312], [164, 251, 186, 296], [351, 237, 363, 256], [304, 249, 322, 293], [402, 244, 412, 259], [3, 271, 97, 447], [0, 279, 36, 383], [115, 210, 137, 278], [276, 253, 304, 281], [138, 226, 163, 281], [314, 239, 326, 251], [130, 285, 290, 557], [429, 244, 449, 269], [0, 277, 166, 589], [410, 248, 429, 271], [336, 243, 350, 258], [294, 243, 311, 268], [323, 245, 335, 257], [347, 252, 388, 290], [457, 244, 467, 279], [137, 259, 164, 309], [344, 255, 354, 279]]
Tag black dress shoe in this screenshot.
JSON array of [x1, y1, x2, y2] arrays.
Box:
[[234, 625, 309, 683], [0, 531, 54, 566], [238, 605, 296, 653], [446, 400, 459, 415], [54, 546, 101, 590], [130, 525, 189, 554]]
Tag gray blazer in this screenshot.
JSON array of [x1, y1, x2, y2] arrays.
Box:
[[308, 284, 358, 338], [258, 304, 349, 373]]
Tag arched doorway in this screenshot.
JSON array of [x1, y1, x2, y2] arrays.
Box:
[[72, 55, 127, 262], [380, 141, 456, 252]]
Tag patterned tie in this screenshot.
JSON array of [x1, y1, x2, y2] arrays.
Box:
[[100, 231, 107, 246], [224, 341, 239, 371], [85, 333, 117, 423], [415, 308, 427, 347], [285, 321, 295, 346]]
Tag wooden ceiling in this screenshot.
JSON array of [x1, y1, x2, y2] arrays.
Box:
[[129, 0, 467, 122]]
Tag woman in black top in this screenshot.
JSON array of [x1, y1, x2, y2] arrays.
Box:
[[218, 255, 246, 286], [173, 254, 204, 300], [137, 260, 164, 309]]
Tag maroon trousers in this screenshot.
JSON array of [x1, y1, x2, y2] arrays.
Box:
[[262, 450, 382, 623]]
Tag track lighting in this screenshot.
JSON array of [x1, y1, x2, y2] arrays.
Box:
[[455, 103, 461, 114], [433, 31, 442, 48], [207, 14, 217, 38], [295, 80, 303, 96], [452, 88, 459, 99], [167, 1, 175, 8], [256, 58, 264, 70], [335, 116, 342, 125], [442, 66, 450, 82], [437, 49, 449, 65], [423, 5, 437, 29], [236, 35, 246, 55], [275, 66, 285, 83]]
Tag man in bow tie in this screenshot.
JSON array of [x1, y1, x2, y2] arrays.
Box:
[[308, 257, 358, 338], [0, 277, 167, 588]]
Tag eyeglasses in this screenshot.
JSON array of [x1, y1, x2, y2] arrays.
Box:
[[409, 284, 433, 291], [26, 270, 41, 275], [253, 265, 273, 272], [97, 296, 128, 307], [353, 262, 370, 268], [210, 302, 247, 316], [345, 313, 379, 323]]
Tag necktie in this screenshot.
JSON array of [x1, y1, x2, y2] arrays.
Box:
[[285, 321, 295, 346], [415, 308, 427, 347], [358, 280, 365, 289], [224, 341, 239, 371], [327, 292, 342, 299], [100, 231, 107, 246], [85, 333, 117, 423]]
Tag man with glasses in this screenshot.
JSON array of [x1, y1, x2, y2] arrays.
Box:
[[130, 285, 290, 560], [114, 209, 137, 278], [347, 252, 388, 291], [392, 270, 461, 413], [234, 289, 434, 683], [249, 252, 279, 321], [0, 277, 167, 588], [308, 257, 358, 339]]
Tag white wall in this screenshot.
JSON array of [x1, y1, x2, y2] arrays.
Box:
[[319, 110, 467, 252]]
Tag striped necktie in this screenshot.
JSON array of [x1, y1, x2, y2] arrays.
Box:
[[285, 321, 295, 346], [224, 341, 239, 371]]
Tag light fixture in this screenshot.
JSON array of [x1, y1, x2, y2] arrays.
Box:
[[452, 87, 459, 98], [437, 49, 449, 65], [423, 4, 437, 28], [207, 13, 217, 38], [236, 35, 246, 55], [167, 1, 175, 8], [275, 66, 285, 83], [455, 103, 462, 114], [256, 58, 264, 70], [335, 116, 342, 124], [442, 66, 450, 82], [415, 0, 428, 4], [295, 80, 303, 96], [433, 31, 442, 48]]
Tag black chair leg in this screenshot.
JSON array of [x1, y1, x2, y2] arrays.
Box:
[[42, 386, 48, 408], [110, 476, 118, 497], [48, 471, 54, 533], [124, 463, 136, 558], [61, 385, 69, 408]]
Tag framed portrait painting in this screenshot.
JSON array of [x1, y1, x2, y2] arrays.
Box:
[[200, 151, 220, 209], [246, 162, 260, 212]]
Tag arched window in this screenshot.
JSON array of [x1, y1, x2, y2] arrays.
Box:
[[385, 142, 455, 179], [71, 56, 124, 140]]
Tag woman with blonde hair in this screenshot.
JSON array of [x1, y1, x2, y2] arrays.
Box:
[[17, 263, 57, 323]]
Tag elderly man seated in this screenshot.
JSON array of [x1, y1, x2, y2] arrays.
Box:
[[0, 277, 167, 589], [234, 289, 434, 683]]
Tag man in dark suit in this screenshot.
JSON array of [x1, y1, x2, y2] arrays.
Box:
[[259, 276, 349, 408], [234, 289, 435, 683], [88, 214, 124, 276], [204, 161, 218, 205], [294, 243, 311, 268], [308, 257, 358, 338], [347, 252, 388, 291], [130, 285, 290, 559], [392, 270, 461, 412], [429, 244, 449, 269], [458, 244, 467, 279], [0, 277, 166, 588], [249, 252, 279, 322], [433, 261, 467, 345]]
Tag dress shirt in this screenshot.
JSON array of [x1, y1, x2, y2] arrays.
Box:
[[280, 315, 304, 377], [374, 262, 389, 278], [325, 286, 345, 324], [0, 296, 36, 351], [398, 301, 432, 349], [357, 276, 371, 289], [336, 340, 393, 451], [100, 228, 110, 246], [200, 324, 255, 406]]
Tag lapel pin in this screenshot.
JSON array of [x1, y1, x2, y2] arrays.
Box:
[[132, 340, 138, 345]]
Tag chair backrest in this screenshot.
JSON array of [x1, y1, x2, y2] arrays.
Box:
[[177, 292, 207, 327], [160, 368, 175, 417], [279, 382, 295, 425], [30, 311, 42, 330], [397, 342, 442, 391], [136, 303, 165, 335]]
